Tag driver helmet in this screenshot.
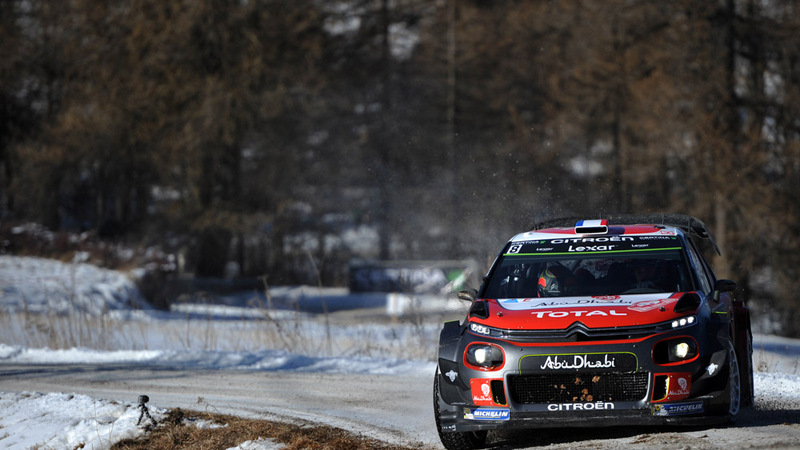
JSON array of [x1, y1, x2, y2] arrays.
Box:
[[538, 265, 574, 297]]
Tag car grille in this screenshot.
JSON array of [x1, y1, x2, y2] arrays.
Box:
[[501, 322, 664, 343], [507, 372, 649, 404]]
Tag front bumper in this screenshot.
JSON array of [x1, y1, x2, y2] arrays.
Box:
[[437, 398, 729, 433], [436, 327, 733, 432]]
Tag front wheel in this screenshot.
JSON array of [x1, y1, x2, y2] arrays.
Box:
[[433, 368, 488, 450], [739, 329, 755, 407], [724, 341, 742, 422]]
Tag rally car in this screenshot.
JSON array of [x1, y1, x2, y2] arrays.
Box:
[[434, 214, 753, 449]]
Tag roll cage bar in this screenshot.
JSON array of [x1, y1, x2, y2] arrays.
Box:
[[530, 213, 721, 255]]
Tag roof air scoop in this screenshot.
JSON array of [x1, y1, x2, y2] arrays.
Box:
[[575, 219, 608, 235]]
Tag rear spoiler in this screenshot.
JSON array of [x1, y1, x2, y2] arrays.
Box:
[[531, 213, 721, 255]]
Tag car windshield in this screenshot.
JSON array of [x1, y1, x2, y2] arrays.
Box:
[[483, 234, 694, 298]]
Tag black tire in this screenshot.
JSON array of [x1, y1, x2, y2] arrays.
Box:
[[434, 368, 488, 450], [724, 340, 742, 423], [739, 329, 755, 407]]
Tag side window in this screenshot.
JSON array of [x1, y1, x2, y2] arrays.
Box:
[[686, 241, 713, 294]]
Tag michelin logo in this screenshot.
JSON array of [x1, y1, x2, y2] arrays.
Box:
[[652, 401, 704, 416], [465, 408, 510, 421]]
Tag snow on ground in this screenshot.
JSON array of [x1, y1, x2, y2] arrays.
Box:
[[0, 343, 436, 375], [0, 391, 285, 450], [0, 255, 151, 315], [0, 255, 444, 449], [1, 255, 799, 449]]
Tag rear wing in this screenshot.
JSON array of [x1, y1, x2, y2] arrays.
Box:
[[530, 213, 721, 255]]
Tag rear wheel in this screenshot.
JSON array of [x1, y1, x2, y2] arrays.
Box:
[[434, 369, 488, 450]]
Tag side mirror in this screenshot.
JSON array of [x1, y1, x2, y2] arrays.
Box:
[[457, 288, 478, 302], [714, 279, 737, 292], [713, 279, 737, 302]]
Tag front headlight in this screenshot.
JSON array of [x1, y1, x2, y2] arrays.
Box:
[[671, 341, 691, 360], [670, 315, 696, 329], [465, 344, 504, 370], [653, 337, 698, 365], [469, 322, 491, 335], [467, 321, 505, 338]]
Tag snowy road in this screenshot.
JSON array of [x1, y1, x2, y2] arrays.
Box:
[[2, 363, 800, 450]]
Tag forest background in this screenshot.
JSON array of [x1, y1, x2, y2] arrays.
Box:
[[1, 1, 799, 335]]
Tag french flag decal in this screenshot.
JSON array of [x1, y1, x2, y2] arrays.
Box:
[[575, 219, 608, 235]]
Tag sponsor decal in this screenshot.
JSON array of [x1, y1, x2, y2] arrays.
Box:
[[498, 293, 667, 311], [669, 376, 690, 397], [502, 236, 681, 256], [653, 373, 692, 402], [525, 299, 630, 308], [547, 401, 615, 411], [470, 379, 492, 404], [550, 237, 634, 244], [521, 352, 637, 373], [652, 401, 703, 416], [531, 310, 627, 318], [465, 408, 510, 421], [568, 244, 618, 252], [508, 240, 546, 246], [470, 378, 503, 406], [539, 354, 615, 370], [629, 297, 677, 312]]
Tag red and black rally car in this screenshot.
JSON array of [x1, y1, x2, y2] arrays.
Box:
[[434, 214, 753, 449]]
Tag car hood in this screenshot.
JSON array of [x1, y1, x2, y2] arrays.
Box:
[[478, 293, 691, 330]]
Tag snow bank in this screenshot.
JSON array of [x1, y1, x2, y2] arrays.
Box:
[[0, 391, 156, 450], [0, 392, 286, 450], [0, 255, 150, 315]]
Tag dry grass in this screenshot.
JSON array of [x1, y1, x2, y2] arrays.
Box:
[[112, 408, 413, 450]]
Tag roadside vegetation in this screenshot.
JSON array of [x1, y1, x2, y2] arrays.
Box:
[[0, 306, 446, 361], [112, 408, 411, 450]]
